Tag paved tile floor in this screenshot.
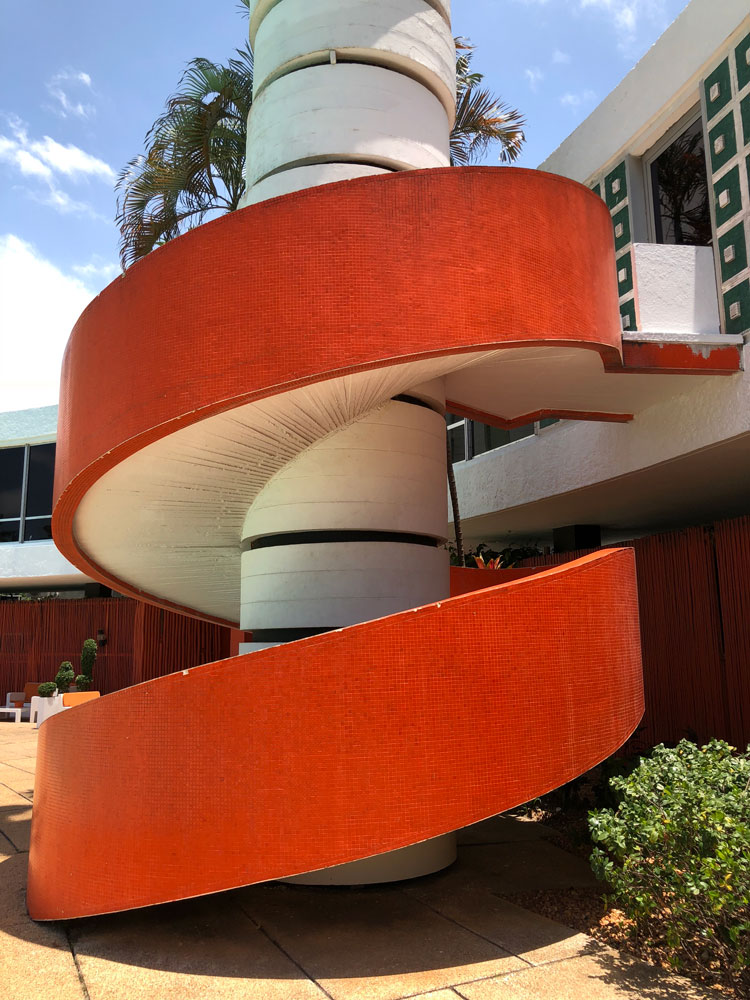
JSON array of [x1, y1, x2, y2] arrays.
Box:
[[0, 720, 713, 1000]]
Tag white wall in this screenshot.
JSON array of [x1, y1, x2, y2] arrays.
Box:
[[0, 541, 92, 591]]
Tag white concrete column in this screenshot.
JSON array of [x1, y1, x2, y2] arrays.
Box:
[[240, 396, 457, 882], [240, 0, 458, 885], [242, 0, 455, 206]]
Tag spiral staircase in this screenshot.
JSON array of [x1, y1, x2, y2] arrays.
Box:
[[27, 0, 737, 919]]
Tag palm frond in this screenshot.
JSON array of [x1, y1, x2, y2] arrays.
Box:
[[450, 36, 526, 166], [116, 44, 254, 269]]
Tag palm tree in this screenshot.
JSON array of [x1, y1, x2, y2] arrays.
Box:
[[451, 38, 525, 167], [116, 36, 525, 270], [116, 45, 254, 269]]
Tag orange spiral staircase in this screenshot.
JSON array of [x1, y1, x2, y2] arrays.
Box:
[[28, 164, 735, 919]]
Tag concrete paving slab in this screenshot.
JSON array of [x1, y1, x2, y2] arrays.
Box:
[[0, 782, 33, 851], [0, 851, 29, 924], [8, 755, 38, 773], [406, 880, 593, 966], [0, 920, 84, 1000], [0, 743, 37, 760], [0, 721, 36, 736], [0, 761, 35, 799], [457, 817, 549, 846], [460, 840, 599, 892], [408, 992, 463, 1000], [71, 895, 328, 1000], [235, 882, 526, 1000], [454, 949, 716, 1000]]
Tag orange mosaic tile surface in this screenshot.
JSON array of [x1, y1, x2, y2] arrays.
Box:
[[51, 167, 625, 619], [28, 549, 643, 920], [31, 167, 647, 919]]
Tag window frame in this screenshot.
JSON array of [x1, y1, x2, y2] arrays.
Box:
[[446, 416, 559, 465], [0, 442, 56, 544], [643, 104, 712, 247]]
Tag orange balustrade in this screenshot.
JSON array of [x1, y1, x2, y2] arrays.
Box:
[[28, 549, 643, 919]]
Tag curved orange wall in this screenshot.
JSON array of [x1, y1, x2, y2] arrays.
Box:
[[53, 167, 622, 607], [28, 549, 643, 919]]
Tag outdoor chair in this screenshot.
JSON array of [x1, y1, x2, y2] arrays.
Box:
[[3, 683, 41, 722]]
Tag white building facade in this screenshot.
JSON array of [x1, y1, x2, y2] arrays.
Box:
[[454, 0, 750, 549], [0, 406, 91, 593]]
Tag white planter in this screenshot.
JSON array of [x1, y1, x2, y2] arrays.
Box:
[[36, 693, 65, 728]]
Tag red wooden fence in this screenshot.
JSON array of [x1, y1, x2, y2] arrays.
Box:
[[0, 598, 229, 696], [519, 514, 750, 753]]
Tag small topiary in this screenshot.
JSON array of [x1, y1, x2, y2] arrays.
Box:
[[589, 739, 750, 991], [37, 682, 56, 698], [54, 661, 75, 694], [80, 638, 97, 682], [75, 674, 91, 691]]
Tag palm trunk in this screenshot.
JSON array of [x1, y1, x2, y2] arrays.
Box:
[[446, 435, 465, 567]]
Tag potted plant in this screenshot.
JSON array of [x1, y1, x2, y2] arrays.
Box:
[[75, 638, 97, 692], [54, 661, 75, 695]]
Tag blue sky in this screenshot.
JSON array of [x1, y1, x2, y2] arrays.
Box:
[[0, 0, 690, 411]]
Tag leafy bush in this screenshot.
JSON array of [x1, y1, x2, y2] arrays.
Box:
[[54, 661, 75, 694], [80, 638, 97, 680], [37, 682, 56, 698], [589, 740, 750, 989], [75, 674, 91, 691]]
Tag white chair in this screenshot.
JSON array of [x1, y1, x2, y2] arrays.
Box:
[[4, 692, 30, 722]]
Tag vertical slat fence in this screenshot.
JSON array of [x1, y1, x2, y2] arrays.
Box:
[[0, 598, 229, 696]]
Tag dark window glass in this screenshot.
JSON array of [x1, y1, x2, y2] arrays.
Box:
[[24, 517, 53, 541], [539, 417, 560, 429], [0, 521, 20, 543], [0, 448, 24, 519], [25, 444, 56, 517], [508, 424, 536, 443], [448, 423, 466, 463], [472, 423, 510, 455], [445, 413, 463, 425], [650, 117, 712, 246], [472, 422, 535, 456]]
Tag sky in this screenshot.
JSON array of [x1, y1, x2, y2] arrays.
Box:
[[0, 0, 691, 413]]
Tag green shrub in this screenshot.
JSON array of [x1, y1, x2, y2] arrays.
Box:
[[80, 638, 97, 680], [37, 682, 56, 698], [54, 661, 75, 694], [589, 739, 750, 989], [75, 674, 91, 691]]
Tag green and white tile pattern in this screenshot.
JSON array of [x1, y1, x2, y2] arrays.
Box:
[[589, 164, 636, 332], [702, 25, 750, 336]]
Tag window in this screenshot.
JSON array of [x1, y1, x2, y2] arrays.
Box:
[[648, 112, 712, 246], [445, 416, 554, 464], [0, 443, 56, 543]]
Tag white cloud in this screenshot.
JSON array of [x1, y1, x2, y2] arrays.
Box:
[[560, 89, 597, 107], [26, 135, 114, 181], [0, 235, 97, 411], [578, 0, 669, 45], [513, 0, 672, 48], [524, 67, 544, 91], [72, 256, 120, 283], [552, 48, 571, 64], [46, 69, 96, 119], [0, 116, 114, 219]]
